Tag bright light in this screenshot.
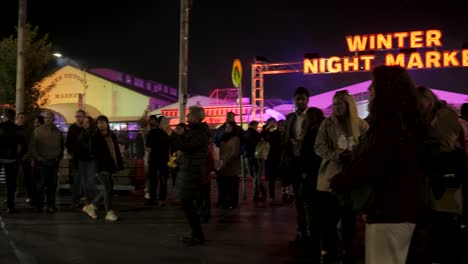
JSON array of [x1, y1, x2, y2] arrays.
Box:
[[53, 53, 62, 58]]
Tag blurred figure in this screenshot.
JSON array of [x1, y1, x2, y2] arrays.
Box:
[[245, 120, 263, 201], [66, 110, 86, 208], [82, 115, 123, 221], [0, 109, 25, 213], [75, 116, 98, 205], [331, 65, 424, 264], [32, 112, 64, 213], [16, 112, 34, 204], [169, 122, 187, 187], [145, 116, 170, 207], [217, 121, 241, 209], [261, 117, 282, 205], [175, 106, 209, 246]]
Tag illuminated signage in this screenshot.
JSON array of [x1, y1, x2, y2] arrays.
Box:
[[304, 30, 468, 74]]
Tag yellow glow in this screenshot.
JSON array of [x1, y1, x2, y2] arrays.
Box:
[[346, 35, 368, 52], [360, 55, 375, 70], [319, 58, 326, 72], [443, 51, 460, 67], [410, 31, 424, 48], [426, 30, 442, 47], [393, 32, 409, 48], [425, 51, 442, 68], [369, 35, 376, 50], [462, 50, 468, 66], [407, 53, 424, 68], [343, 57, 359, 72], [327, 57, 342, 72], [36, 66, 151, 123], [304, 59, 318, 74], [377, 34, 392, 49], [385, 53, 405, 67]]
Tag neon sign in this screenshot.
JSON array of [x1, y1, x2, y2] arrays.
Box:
[[304, 30, 468, 74]]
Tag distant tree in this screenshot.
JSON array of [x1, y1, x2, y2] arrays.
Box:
[[0, 24, 54, 115]]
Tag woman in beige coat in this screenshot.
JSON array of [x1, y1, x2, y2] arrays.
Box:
[[314, 90, 368, 262]]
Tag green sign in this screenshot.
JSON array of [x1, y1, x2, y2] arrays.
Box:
[[231, 59, 242, 88]]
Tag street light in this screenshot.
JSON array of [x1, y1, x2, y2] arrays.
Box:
[[53, 53, 62, 58]]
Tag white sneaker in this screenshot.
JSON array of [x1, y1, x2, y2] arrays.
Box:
[[105, 210, 119, 221], [82, 204, 97, 219]]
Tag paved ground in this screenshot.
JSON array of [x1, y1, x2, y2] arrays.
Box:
[[1, 182, 467, 264], [0, 182, 323, 264]]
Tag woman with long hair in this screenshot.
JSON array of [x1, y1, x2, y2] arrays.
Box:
[[330, 65, 424, 263], [315, 90, 368, 261], [82, 115, 123, 221], [76, 116, 98, 205]]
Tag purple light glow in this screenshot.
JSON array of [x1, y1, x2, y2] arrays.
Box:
[[309, 80, 468, 112]]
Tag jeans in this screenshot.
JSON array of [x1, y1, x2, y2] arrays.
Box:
[[34, 159, 59, 209], [70, 158, 82, 204], [182, 198, 204, 239], [92, 171, 113, 212], [78, 160, 97, 201], [1, 162, 18, 210], [148, 160, 169, 201]]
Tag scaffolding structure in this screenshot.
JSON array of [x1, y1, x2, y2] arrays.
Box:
[[251, 61, 303, 123]]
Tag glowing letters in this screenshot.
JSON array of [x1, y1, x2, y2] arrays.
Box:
[[304, 29, 467, 74]]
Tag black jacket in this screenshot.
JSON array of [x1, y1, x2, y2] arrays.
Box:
[[245, 127, 260, 158], [282, 109, 323, 185], [93, 131, 123, 174], [146, 128, 170, 162], [66, 123, 83, 156], [0, 121, 25, 160], [75, 130, 95, 161]]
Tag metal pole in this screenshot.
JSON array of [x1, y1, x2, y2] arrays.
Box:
[[178, 0, 190, 123], [239, 84, 246, 200], [15, 0, 27, 113]]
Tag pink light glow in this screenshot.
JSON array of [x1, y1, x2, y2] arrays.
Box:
[[309, 80, 468, 111]]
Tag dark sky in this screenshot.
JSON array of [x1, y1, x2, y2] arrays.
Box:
[[1, 0, 467, 99]]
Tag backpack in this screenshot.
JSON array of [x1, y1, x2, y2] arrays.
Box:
[[254, 140, 270, 160]]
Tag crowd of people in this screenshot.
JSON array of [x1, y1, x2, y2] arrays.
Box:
[[0, 65, 467, 263]]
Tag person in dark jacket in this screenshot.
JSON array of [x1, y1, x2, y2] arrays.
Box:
[[175, 106, 209, 246], [66, 109, 86, 207], [261, 118, 283, 205], [15, 112, 34, 203], [330, 65, 424, 264], [145, 116, 170, 206], [82, 115, 123, 221], [75, 116, 97, 204], [0, 109, 25, 213], [281, 86, 324, 258], [245, 121, 264, 201]]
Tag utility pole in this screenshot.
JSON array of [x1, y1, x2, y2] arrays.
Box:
[[178, 0, 190, 123], [15, 0, 27, 113]]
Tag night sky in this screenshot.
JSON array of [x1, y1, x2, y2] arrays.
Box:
[[1, 0, 467, 100]]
